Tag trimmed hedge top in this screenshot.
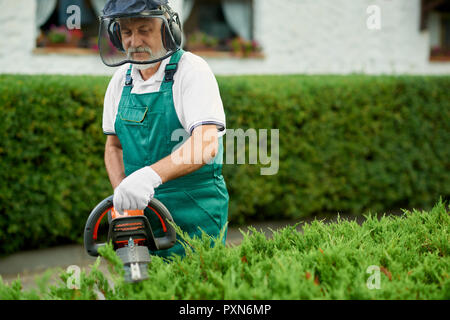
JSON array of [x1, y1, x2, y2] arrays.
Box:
[[0, 200, 448, 300]]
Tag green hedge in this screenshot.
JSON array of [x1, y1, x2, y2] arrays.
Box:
[[220, 75, 450, 223], [1, 200, 448, 300], [0, 74, 449, 255]]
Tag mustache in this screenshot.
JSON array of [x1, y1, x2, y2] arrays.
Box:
[[127, 47, 152, 55]]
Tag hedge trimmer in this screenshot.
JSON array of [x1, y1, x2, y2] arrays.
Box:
[[84, 195, 176, 283]]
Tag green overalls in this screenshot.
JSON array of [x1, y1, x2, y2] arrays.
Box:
[[114, 50, 229, 259]]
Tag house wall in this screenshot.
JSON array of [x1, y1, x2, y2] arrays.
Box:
[[0, 0, 449, 76]]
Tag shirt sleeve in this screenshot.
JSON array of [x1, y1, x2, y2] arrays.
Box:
[[102, 73, 120, 136], [179, 56, 226, 138]]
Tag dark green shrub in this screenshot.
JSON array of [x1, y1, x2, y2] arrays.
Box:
[[220, 75, 450, 223], [0, 75, 111, 254]]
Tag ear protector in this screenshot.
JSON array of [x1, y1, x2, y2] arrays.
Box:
[[107, 7, 182, 53], [162, 8, 182, 51]]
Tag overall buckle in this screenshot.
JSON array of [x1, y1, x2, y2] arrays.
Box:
[[125, 73, 133, 86], [164, 63, 178, 82]]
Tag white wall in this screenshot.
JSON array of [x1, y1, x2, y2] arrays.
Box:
[[209, 0, 448, 75], [1, 0, 450, 76]]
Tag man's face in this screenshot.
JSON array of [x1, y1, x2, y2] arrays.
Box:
[[118, 17, 164, 61]]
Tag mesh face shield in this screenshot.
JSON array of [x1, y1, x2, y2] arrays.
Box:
[[98, 11, 181, 67]]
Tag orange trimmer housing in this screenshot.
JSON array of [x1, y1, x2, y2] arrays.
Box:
[[110, 209, 146, 247], [84, 195, 176, 257], [111, 208, 144, 218], [107, 207, 161, 251]]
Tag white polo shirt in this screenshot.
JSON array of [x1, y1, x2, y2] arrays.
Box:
[[102, 51, 226, 138]]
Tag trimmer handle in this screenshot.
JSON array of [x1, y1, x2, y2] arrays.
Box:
[[84, 195, 177, 257]]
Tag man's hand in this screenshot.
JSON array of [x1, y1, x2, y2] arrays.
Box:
[[113, 166, 162, 213]]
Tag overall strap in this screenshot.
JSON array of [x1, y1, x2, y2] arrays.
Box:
[[160, 49, 185, 91]]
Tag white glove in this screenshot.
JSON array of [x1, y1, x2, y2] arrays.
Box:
[[113, 166, 162, 213]]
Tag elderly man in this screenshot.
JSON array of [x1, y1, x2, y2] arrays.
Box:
[[99, 0, 229, 258]]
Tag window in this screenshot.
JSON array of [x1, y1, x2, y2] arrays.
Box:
[[422, 0, 450, 61], [35, 0, 104, 54], [430, 13, 450, 60], [34, 0, 263, 58], [439, 15, 450, 51], [183, 0, 262, 58]]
